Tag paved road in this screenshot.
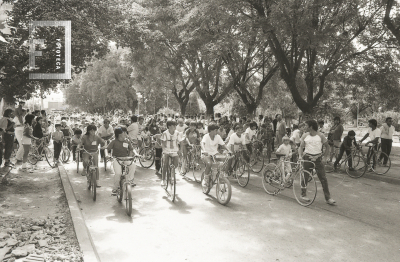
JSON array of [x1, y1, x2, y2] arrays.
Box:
[[63, 161, 400, 262]]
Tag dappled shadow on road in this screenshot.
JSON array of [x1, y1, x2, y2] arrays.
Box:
[[160, 194, 192, 214]]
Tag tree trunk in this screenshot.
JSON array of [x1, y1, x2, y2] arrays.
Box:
[[205, 102, 214, 117], [246, 103, 257, 118], [180, 101, 188, 116]]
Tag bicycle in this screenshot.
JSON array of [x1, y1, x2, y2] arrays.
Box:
[[138, 136, 157, 168], [227, 150, 250, 187], [113, 156, 137, 216], [262, 156, 317, 206], [28, 137, 56, 168], [200, 153, 233, 205], [361, 143, 391, 175], [248, 140, 265, 173], [161, 153, 177, 202], [79, 147, 99, 201], [180, 144, 203, 183], [325, 147, 367, 178], [61, 137, 71, 163], [103, 138, 114, 171]]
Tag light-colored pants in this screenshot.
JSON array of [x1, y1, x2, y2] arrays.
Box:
[[15, 127, 24, 160], [112, 159, 136, 190]]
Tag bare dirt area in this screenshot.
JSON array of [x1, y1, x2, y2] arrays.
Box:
[[0, 164, 83, 262]]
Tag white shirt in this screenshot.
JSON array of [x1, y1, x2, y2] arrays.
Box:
[[201, 133, 225, 156], [380, 124, 395, 140], [290, 129, 302, 144], [176, 124, 187, 133], [244, 127, 256, 144], [300, 132, 327, 155], [127, 123, 139, 140], [161, 130, 183, 154], [276, 143, 292, 156], [368, 127, 381, 142], [97, 125, 113, 138], [226, 133, 245, 151]]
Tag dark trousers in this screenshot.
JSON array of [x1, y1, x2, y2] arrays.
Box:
[[303, 155, 331, 201], [100, 149, 111, 159], [54, 141, 62, 160], [155, 148, 162, 172], [334, 146, 352, 167], [0, 142, 3, 166], [380, 138, 392, 165], [4, 133, 15, 160], [366, 144, 378, 167], [71, 145, 82, 160]]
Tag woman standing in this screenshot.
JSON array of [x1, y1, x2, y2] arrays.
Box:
[[0, 109, 16, 167], [21, 114, 38, 170], [14, 109, 27, 162]]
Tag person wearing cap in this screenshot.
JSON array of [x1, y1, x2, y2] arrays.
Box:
[[275, 135, 293, 182]]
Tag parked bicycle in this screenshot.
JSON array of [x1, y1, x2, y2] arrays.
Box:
[[201, 153, 233, 205], [262, 156, 317, 206], [28, 137, 56, 168], [248, 140, 265, 173], [227, 150, 250, 187]]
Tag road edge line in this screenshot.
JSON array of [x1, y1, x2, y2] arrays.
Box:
[[57, 163, 101, 262]]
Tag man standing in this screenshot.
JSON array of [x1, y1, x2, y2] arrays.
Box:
[[379, 117, 395, 166], [14, 101, 26, 162], [127, 115, 139, 147], [275, 114, 286, 147]]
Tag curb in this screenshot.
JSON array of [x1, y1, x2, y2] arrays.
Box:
[[57, 164, 101, 262]]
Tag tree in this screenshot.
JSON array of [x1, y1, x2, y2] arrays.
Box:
[[384, 0, 400, 45], [0, 0, 121, 102], [244, 0, 385, 115], [65, 48, 137, 113]]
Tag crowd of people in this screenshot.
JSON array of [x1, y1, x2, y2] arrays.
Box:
[[0, 101, 397, 206]]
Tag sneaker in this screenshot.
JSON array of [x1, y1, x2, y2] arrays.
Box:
[[326, 198, 336, 205], [81, 171, 86, 176], [96, 184, 101, 188], [348, 167, 355, 171], [161, 180, 166, 187], [202, 174, 210, 188], [111, 189, 117, 196], [100, 159, 104, 163], [301, 196, 311, 202]]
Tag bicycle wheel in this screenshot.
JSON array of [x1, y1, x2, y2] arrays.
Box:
[[250, 149, 264, 173], [28, 150, 39, 165], [192, 156, 202, 183], [44, 148, 56, 168], [236, 158, 250, 187], [372, 151, 391, 175], [345, 155, 367, 178], [216, 176, 232, 205], [61, 147, 70, 163], [91, 169, 97, 201], [292, 170, 316, 206], [201, 172, 212, 194], [261, 165, 281, 195], [166, 167, 176, 202], [87, 168, 91, 190], [117, 178, 124, 203], [139, 147, 155, 168], [125, 183, 132, 216]]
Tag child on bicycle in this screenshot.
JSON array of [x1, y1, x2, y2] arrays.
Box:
[[108, 127, 135, 195], [201, 124, 231, 188], [275, 136, 292, 182], [71, 129, 82, 162], [160, 121, 183, 187], [52, 124, 64, 163], [181, 121, 200, 172], [334, 130, 359, 170], [226, 123, 246, 175]]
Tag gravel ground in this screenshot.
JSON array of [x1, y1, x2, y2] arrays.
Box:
[[0, 164, 83, 262]]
